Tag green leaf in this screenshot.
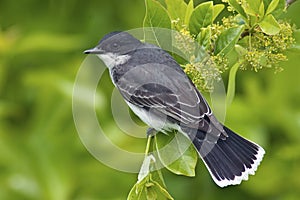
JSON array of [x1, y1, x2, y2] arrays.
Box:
[[184, 0, 194, 25], [127, 173, 174, 200], [263, 0, 285, 17], [237, 35, 249, 49], [165, 0, 187, 24], [128, 174, 149, 200], [259, 1, 265, 18], [258, 14, 280, 35], [226, 61, 240, 108], [241, 0, 262, 16], [212, 4, 225, 21], [146, 183, 157, 200], [150, 166, 166, 188], [235, 44, 247, 56], [155, 132, 198, 177], [143, 0, 171, 28], [197, 27, 211, 50], [149, 180, 174, 200], [228, 0, 247, 19], [266, 0, 279, 15], [155, 0, 167, 8], [189, 1, 213, 36], [143, 0, 171, 47], [234, 14, 247, 25], [214, 25, 244, 56], [271, 0, 285, 17]]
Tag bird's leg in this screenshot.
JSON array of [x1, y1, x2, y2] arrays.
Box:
[[146, 127, 158, 137]]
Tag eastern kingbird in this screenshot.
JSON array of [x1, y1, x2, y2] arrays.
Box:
[[84, 31, 265, 187]]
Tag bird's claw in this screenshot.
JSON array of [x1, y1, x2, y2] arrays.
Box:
[[146, 128, 157, 137]]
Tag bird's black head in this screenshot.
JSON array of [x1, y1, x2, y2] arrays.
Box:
[[84, 31, 142, 55]]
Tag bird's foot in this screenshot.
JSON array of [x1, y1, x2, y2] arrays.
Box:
[[146, 128, 158, 137]]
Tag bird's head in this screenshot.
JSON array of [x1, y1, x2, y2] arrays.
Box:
[[84, 32, 142, 68], [85, 31, 142, 55]]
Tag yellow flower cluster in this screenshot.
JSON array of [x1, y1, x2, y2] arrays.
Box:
[[243, 21, 295, 72], [173, 18, 234, 92], [183, 55, 225, 92], [172, 8, 295, 91], [173, 28, 196, 58]]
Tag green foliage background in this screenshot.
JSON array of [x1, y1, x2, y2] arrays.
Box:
[[1, 0, 300, 199]]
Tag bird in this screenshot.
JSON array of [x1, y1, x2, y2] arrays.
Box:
[[84, 31, 265, 188]]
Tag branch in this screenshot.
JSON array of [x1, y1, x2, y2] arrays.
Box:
[[286, 0, 298, 7]]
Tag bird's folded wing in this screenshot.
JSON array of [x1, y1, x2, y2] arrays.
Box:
[[116, 62, 211, 126]]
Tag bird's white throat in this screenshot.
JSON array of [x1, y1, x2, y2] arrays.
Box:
[[97, 53, 131, 69]]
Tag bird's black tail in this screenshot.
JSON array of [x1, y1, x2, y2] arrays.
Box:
[[187, 125, 265, 187]]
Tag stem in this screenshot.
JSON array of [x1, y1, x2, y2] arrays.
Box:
[[249, 32, 252, 50], [226, 61, 241, 109], [145, 135, 152, 156], [152, 134, 167, 187]]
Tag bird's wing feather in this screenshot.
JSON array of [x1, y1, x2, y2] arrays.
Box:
[[116, 60, 211, 127]]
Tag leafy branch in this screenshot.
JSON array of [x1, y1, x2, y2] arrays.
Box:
[[128, 0, 298, 199]]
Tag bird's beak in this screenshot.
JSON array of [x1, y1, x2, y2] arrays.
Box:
[[84, 47, 105, 54]]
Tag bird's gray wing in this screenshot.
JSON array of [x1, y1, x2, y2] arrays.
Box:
[[116, 62, 211, 128]]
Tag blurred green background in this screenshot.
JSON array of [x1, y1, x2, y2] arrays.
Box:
[[1, 0, 300, 199]]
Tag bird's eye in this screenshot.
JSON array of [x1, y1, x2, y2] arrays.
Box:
[[112, 43, 119, 49]]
